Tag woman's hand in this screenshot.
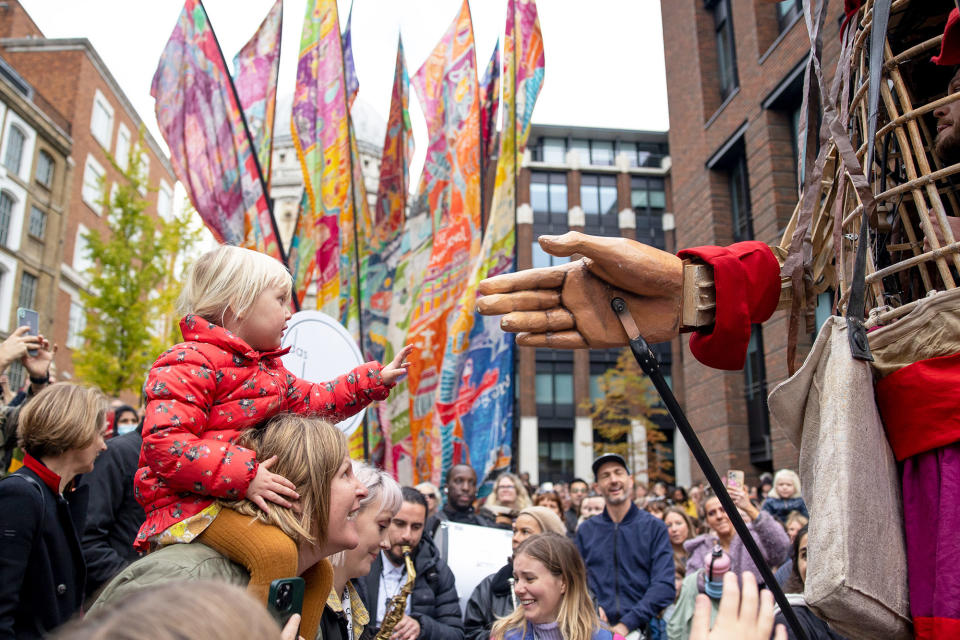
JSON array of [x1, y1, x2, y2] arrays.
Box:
[[381, 345, 413, 385], [690, 572, 786, 640], [23, 336, 55, 383], [727, 487, 758, 522], [246, 456, 299, 514], [0, 326, 44, 370], [280, 613, 303, 640]]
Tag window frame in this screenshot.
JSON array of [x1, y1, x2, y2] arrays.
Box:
[[706, 0, 740, 102], [17, 270, 37, 310], [3, 124, 25, 175], [27, 205, 46, 240], [115, 122, 131, 171], [0, 190, 13, 247], [82, 154, 106, 214], [35, 149, 54, 188], [90, 89, 115, 149]]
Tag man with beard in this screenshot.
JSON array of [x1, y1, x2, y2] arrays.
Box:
[[358, 487, 463, 640], [565, 477, 589, 533], [426, 464, 495, 537], [575, 453, 675, 639]]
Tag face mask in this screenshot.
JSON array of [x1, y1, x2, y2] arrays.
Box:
[[116, 422, 138, 436]]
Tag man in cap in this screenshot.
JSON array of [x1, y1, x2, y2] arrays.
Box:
[[575, 453, 675, 639]]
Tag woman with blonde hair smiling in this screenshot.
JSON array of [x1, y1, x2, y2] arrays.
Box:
[[90, 414, 367, 640], [483, 472, 532, 526], [491, 532, 626, 640]]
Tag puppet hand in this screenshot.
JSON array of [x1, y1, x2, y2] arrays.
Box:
[[477, 232, 683, 348]]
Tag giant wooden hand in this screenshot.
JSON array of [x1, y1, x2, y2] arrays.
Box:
[[477, 232, 693, 348]]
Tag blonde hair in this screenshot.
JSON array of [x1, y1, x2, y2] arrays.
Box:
[[785, 510, 809, 530], [485, 472, 532, 510], [227, 414, 347, 545], [178, 245, 292, 325], [773, 469, 802, 498], [54, 580, 282, 639], [516, 506, 566, 535], [330, 460, 403, 567], [491, 533, 599, 640], [18, 383, 105, 459]]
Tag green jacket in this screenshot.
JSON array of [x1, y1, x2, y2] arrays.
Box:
[[90, 542, 327, 639], [666, 570, 719, 640], [89, 542, 249, 616]]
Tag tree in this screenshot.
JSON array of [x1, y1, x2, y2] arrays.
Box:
[[581, 348, 674, 483], [74, 132, 199, 398]]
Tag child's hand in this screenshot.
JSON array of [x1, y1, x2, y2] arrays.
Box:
[[381, 345, 414, 385], [246, 455, 299, 514]]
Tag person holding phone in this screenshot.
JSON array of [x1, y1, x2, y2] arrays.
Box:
[[683, 490, 789, 591], [0, 324, 55, 472]]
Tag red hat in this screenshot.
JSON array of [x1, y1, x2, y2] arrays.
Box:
[[933, 9, 960, 66]]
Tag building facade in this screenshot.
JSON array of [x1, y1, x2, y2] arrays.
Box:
[[517, 124, 685, 486], [0, 53, 72, 391], [659, 0, 845, 483], [0, 0, 177, 385]]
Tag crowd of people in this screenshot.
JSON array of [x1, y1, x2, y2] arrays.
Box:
[[0, 245, 831, 640]]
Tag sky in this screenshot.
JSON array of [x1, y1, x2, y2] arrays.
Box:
[[18, 0, 669, 196]]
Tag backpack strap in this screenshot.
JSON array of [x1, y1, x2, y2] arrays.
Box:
[[1, 471, 46, 522]]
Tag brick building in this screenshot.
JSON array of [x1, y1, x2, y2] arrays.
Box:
[[0, 53, 71, 391], [517, 124, 685, 485], [0, 1, 177, 385], [659, 0, 845, 482]]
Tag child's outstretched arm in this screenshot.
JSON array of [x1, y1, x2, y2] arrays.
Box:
[[282, 345, 414, 423], [139, 347, 260, 502]]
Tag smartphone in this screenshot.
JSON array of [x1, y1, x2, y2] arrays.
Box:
[[16, 308, 39, 357], [727, 469, 745, 491], [267, 577, 304, 629]]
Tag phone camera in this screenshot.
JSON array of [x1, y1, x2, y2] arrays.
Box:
[[276, 583, 293, 610]]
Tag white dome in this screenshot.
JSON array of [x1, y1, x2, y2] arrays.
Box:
[[274, 93, 386, 150]]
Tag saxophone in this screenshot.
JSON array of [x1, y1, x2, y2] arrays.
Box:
[[377, 546, 416, 640]]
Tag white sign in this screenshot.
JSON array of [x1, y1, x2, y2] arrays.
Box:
[[434, 521, 514, 615], [280, 310, 366, 436]]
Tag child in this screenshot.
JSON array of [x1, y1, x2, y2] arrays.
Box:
[[760, 469, 808, 525], [134, 245, 412, 549]]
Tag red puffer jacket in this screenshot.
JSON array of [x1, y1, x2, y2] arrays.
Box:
[[133, 315, 392, 549]]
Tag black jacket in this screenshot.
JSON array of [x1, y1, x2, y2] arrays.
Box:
[[463, 560, 514, 640], [775, 601, 849, 640], [78, 429, 145, 596], [427, 503, 495, 538], [356, 536, 463, 640], [0, 465, 88, 639]]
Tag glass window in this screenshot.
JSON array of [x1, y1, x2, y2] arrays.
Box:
[[709, 0, 739, 101], [67, 300, 86, 350], [744, 324, 771, 463], [27, 206, 46, 239], [649, 190, 666, 209], [531, 181, 549, 213], [73, 225, 93, 275], [776, 0, 801, 32], [0, 191, 12, 246], [158, 181, 174, 220], [91, 91, 114, 148], [570, 139, 590, 166], [542, 138, 566, 164], [139, 153, 150, 195], [591, 140, 614, 166], [599, 177, 618, 215], [631, 189, 648, 208], [82, 156, 105, 214], [35, 150, 54, 187], [589, 374, 604, 402], [581, 177, 600, 216], [554, 373, 573, 404], [619, 142, 639, 167], [729, 154, 754, 242], [548, 180, 567, 214], [18, 271, 37, 310], [116, 124, 131, 171], [3, 125, 24, 175], [536, 373, 553, 404]]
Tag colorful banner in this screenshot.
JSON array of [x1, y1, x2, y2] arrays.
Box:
[[288, 0, 352, 316], [343, 0, 359, 109], [361, 37, 417, 474], [152, 0, 283, 262], [406, 0, 482, 483], [232, 0, 282, 191], [479, 40, 501, 170], [436, 0, 545, 484]]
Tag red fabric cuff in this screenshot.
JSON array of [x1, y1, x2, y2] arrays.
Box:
[[932, 9, 960, 66], [676, 242, 780, 371]]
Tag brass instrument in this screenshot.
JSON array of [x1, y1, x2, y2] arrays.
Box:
[[376, 546, 416, 640]]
